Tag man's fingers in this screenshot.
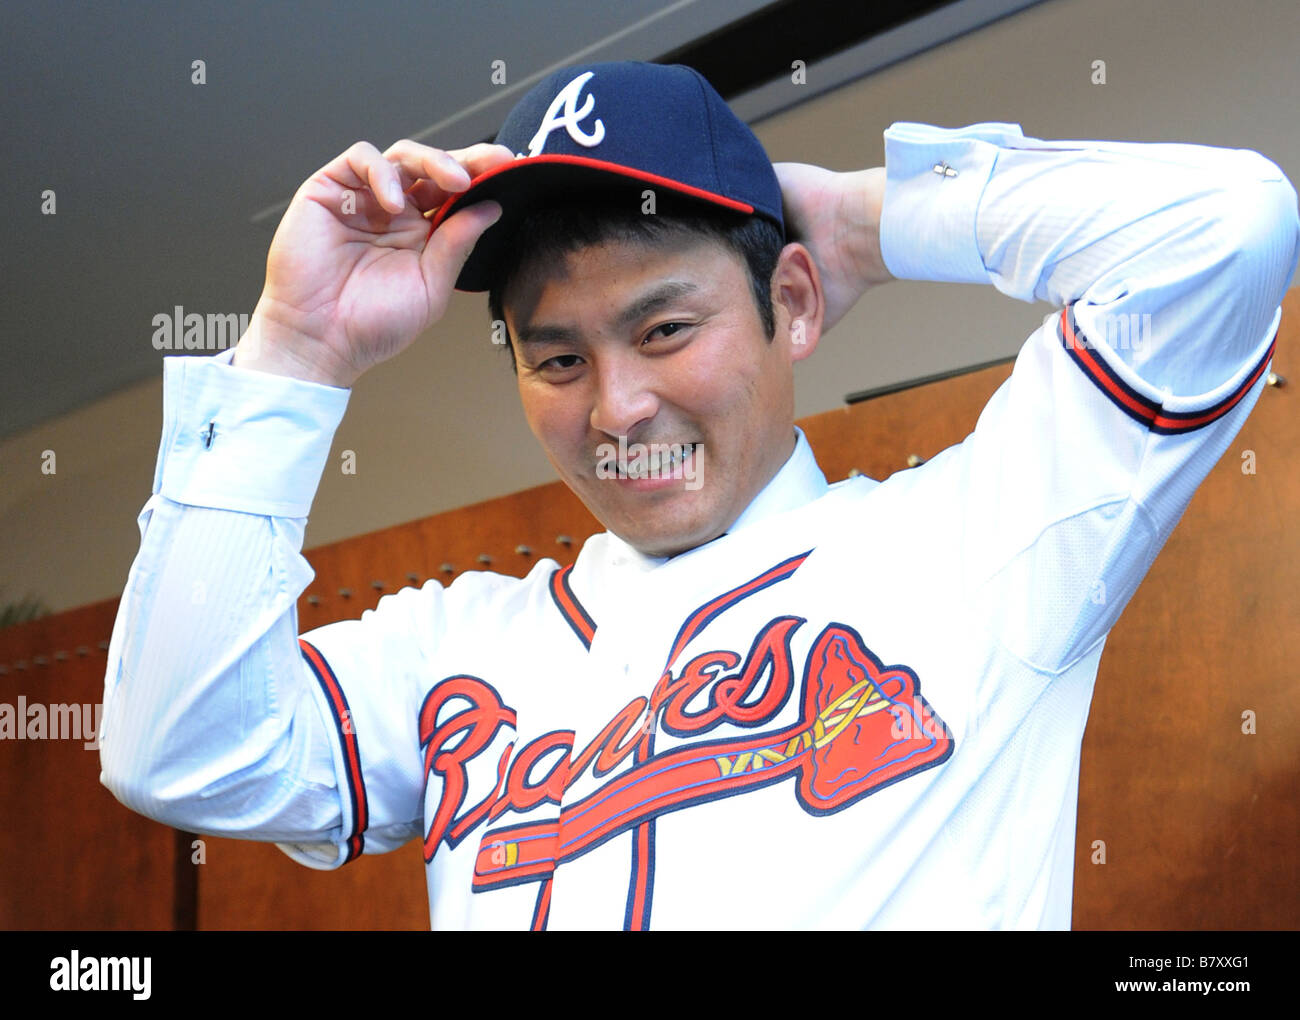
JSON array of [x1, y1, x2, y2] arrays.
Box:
[[391, 140, 516, 214], [421, 199, 502, 301], [311, 141, 408, 215], [445, 142, 517, 178], [314, 139, 469, 218], [384, 138, 471, 193], [383, 138, 504, 218], [311, 140, 516, 220]]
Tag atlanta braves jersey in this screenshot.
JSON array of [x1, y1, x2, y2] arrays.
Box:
[[100, 121, 1299, 930]]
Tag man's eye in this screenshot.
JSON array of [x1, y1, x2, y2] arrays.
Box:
[[644, 322, 688, 344], [540, 354, 583, 371]]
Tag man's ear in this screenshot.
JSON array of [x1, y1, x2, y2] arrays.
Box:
[[771, 242, 824, 362]]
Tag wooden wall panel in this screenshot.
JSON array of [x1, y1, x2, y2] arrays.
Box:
[[196, 839, 429, 931], [0, 599, 179, 929], [799, 361, 1013, 481], [296, 480, 600, 624]]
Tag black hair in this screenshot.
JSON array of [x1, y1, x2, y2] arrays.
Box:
[[486, 195, 785, 368]]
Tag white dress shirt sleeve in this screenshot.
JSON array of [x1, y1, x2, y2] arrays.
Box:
[[99, 348, 371, 868], [875, 122, 1299, 673]]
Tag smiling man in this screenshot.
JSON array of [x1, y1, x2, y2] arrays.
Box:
[[501, 221, 817, 555], [100, 61, 1298, 930]]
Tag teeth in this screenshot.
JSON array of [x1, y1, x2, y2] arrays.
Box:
[[664, 443, 694, 467], [601, 442, 697, 477]]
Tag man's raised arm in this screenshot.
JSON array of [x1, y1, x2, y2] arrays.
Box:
[[99, 140, 512, 862], [781, 123, 1298, 673]]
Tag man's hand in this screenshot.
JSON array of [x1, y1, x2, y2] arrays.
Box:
[[774, 163, 891, 331], [233, 140, 516, 388]]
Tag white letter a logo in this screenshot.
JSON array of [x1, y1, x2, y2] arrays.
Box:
[[526, 71, 605, 156]]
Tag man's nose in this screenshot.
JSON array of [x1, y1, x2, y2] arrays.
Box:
[[589, 356, 659, 438]]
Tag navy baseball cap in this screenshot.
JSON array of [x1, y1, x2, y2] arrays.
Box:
[[429, 60, 785, 292]]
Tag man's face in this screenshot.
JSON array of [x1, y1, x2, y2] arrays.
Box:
[[504, 232, 808, 558]]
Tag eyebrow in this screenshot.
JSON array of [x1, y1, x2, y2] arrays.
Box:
[[613, 280, 701, 328], [514, 280, 702, 348]]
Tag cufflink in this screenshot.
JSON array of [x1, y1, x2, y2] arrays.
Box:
[[200, 421, 216, 449], [932, 162, 958, 178]]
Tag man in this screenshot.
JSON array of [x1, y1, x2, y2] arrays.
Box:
[[100, 61, 1298, 929]]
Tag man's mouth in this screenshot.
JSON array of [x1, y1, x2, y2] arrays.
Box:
[[636, 442, 695, 476], [594, 440, 700, 479]]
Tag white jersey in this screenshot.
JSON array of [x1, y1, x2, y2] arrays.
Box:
[[99, 122, 1299, 929]]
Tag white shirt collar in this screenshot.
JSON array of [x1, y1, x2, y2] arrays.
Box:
[[725, 425, 829, 536]]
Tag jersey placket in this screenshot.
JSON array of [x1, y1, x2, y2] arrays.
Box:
[[545, 555, 674, 929]]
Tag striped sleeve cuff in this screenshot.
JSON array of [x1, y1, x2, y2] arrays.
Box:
[[1059, 302, 1279, 434]]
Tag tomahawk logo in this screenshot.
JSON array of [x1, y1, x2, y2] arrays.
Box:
[[525, 70, 605, 156]]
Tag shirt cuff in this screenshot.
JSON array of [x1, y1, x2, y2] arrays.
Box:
[[879, 121, 1026, 284], [153, 349, 351, 518]]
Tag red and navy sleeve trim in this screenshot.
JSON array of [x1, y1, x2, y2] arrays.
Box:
[[549, 564, 597, 650], [299, 638, 369, 863], [1059, 304, 1276, 435]]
